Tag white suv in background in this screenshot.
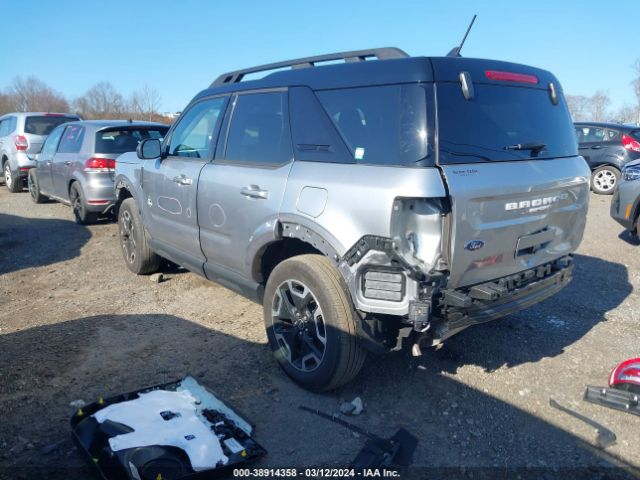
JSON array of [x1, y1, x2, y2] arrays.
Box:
[[0, 112, 80, 192]]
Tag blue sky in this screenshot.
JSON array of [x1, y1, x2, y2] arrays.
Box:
[[0, 0, 637, 113]]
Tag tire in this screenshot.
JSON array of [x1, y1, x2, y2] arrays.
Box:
[[591, 166, 620, 195], [4, 162, 22, 193], [263, 254, 366, 391], [118, 197, 160, 274], [69, 182, 98, 224], [28, 169, 47, 204]]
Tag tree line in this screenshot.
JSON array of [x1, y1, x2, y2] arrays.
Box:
[[2, 60, 640, 125], [0, 76, 172, 124], [565, 59, 640, 124]]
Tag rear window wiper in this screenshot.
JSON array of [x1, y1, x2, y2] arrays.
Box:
[[504, 142, 547, 153]]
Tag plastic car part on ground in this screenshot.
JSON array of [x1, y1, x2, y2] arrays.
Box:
[[70, 376, 266, 480], [583, 357, 640, 418], [548, 399, 616, 449]]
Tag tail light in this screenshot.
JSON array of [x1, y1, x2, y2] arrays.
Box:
[[14, 135, 28, 151], [609, 358, 640, 392], [84, 157, 116, 172], [622, 134, 640, 152], [485, 70, 538, 84]]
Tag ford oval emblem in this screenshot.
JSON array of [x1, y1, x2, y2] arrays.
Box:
[[464, 239, 485, 252]]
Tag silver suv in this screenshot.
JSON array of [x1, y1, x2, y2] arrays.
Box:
[[114, 48, 591, 391], [0, 112, 80, 192], [29, 120, 168, 223]]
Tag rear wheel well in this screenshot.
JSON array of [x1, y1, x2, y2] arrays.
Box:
[[1, 156, 7, 168], [257, 238, 322, 284]]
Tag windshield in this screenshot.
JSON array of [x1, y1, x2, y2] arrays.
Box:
[[24, 116, 79, 136], [437, 84, 577, 164], [95, 127, 169, 154]]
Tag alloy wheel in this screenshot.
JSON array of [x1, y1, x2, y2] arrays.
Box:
[[4, 164, 12, 189], [593, 169, 617, 192], [271, 279, 327, 372], [120, 210, 137, 264]]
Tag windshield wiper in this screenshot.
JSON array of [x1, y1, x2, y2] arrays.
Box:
[[504, 142, 547, 153]]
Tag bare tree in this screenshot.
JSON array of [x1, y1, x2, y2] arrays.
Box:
[[73, 82, 125, 119], [590, 90, 611, 122], [565, 95, 591, 121], [633, 58, 640, 124], [8, 76, 69, 112], [128, 85, 162, 121], [0, 92, 16, 116], [615, 103, 639, 124]]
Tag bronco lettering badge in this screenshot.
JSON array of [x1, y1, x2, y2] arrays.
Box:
[[505, 193, 569, 213], [464, 239, 485, 251]]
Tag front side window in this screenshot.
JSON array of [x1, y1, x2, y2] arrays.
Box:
[[58, 125, 85, 154], [225, 91, 292, 164], [316, 84, 429, 166], [40, 126, 65, 157], [168, 97, 226, 158]]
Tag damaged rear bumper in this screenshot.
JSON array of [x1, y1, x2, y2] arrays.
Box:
[[432, 256, 573, 341]]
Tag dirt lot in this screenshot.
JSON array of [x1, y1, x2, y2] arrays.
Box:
[[0, 186, 639, 479]]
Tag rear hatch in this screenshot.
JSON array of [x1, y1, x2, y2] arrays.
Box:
[[432, 58, 591, 289], [22, 114, 80, 154]]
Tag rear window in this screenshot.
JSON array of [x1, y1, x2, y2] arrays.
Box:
[[437, 84, 577, 164], [316, 84, 430, 166], [24, 116, 79, 136], [95, 127, 169, 154]]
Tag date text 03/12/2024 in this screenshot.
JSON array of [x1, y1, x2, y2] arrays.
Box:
[[232, 468, 401, 478]]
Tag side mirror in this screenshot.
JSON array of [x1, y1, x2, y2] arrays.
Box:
[[137, 138, 162, 159], [28, 153, 40, 162]]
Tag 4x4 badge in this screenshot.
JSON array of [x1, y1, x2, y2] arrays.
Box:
[[464, 239, 485, 251]]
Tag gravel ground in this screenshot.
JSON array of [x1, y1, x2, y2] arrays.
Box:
[[0, 187, 639, 480]]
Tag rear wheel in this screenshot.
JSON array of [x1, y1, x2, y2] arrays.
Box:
[[28, 169, 47, 204], [263, 254, 366, 391], [118, 197, 160, 274], [591, 166, 619, 195], [4, 162, 22, 193], [69, 182, 98, 224]]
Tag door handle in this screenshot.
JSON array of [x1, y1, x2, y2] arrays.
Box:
[[591, 145, 602, 149], [172, 174, 193, 186], [46, 160, 52, 165], [240, 185, 269, 199], [64, 161, 71, 166]]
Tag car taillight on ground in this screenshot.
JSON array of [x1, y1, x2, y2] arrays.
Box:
[[84, 157, 116, 172], [609, 358, 640, 393], [14, 135, 28, 151], [622, 134, 640, 152]]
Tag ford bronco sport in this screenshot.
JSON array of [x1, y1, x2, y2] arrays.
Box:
[[114, 48, 590, 391]]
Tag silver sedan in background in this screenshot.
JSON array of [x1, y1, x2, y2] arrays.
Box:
[[28, 120, 169, 223]]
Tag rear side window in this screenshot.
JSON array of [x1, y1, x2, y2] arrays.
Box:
[[575, 126, 606, 143], [24, 116, 79, 136], [96, 127, 169, 154], [629, 130, 640, 141], [0, 120, 8, 137], [58, 125, 85, 154], [316, 85, 429, 166], [438, 84, 577, 163], [225, 91, 292, 165]]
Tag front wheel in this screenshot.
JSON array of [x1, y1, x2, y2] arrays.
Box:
[[28, 169, 47, 203], [263, 254, 366, 391], [591, 166, 619, 195], [118, 197, 160, 274]]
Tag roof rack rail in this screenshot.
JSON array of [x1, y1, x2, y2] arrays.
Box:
[[211, 47, 410, 87]]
